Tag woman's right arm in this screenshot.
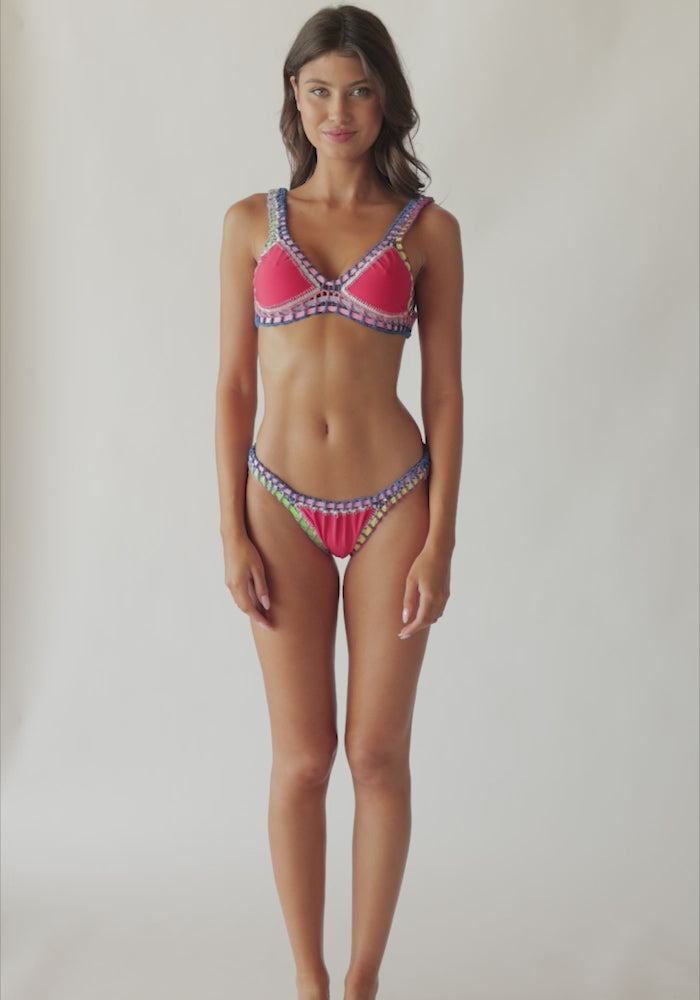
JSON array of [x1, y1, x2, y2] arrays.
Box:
[[215, 198, 272, 629]]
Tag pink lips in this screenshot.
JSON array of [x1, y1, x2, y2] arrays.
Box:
[[324, 130, 356, 143]]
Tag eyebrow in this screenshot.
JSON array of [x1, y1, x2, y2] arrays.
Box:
[[302, 77, 370, 87]]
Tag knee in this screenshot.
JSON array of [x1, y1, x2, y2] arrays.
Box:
[[345, 736, 410, 790], [275, 735, 338, 791]]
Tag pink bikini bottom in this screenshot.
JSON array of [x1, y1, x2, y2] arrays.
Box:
[[247, 445, 430, 558]]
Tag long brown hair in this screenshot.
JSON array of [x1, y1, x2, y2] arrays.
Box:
[[280, 5, 430, 197]]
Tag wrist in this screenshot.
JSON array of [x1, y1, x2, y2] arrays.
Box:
[[220, 518, 249, 542], [423, 532, 455, 558]]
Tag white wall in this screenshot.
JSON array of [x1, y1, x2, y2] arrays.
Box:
[[1, 1, 698, 998]]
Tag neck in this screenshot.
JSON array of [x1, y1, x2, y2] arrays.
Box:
[[299, 156, 388, 206]]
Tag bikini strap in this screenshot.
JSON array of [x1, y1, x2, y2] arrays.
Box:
[[391, 195, 434, 270], [393, 195, 434, 242], [263, 188, 284, 250]]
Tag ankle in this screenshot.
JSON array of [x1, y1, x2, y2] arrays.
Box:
[[296, 967, 330, 1000]]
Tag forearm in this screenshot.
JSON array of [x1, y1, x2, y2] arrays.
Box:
[[215, 379, 257, 538], [422, 387, 463, 555]]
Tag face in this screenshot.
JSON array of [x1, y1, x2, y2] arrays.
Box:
[[290, 51, 383, 160]]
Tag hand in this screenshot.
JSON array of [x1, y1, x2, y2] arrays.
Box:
[[398, 546, 451, 639], [221, 532, 273, 631]]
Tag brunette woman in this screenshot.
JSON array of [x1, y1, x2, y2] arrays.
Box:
[[216, 7, 463, 998]]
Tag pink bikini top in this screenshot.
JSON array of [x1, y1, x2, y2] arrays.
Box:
[[253, 187, 434, 337]]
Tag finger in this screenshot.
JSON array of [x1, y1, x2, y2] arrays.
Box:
[[250, 561, 270, 611], [401, 575, 419, 628], [227, 576, 273, 631], [246, 577, 273, 630], [398, 586, 436, 639]]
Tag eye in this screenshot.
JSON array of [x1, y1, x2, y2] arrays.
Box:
[[309, 87, 328, 97], [351, 87, 372, 97]]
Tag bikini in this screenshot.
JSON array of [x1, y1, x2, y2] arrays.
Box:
[[254, 186, 433, 337], [248, 187, 434, 558]]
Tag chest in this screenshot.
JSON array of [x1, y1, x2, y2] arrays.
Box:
[[285, 201, 407, 281]]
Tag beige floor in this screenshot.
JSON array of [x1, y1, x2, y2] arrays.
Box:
[[3, 837, 698, 1000]]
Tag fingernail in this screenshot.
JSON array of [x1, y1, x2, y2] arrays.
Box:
[[402, 608, 409, 624], [398, 631, 409, 640], [261, 595, 270, 611]]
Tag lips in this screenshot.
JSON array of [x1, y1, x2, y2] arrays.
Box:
[[323, 130, 356, 143]]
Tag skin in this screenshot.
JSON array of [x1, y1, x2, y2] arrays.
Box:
[[215, 51, 463, 1000]]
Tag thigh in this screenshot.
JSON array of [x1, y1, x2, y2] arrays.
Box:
[[246, 474, 341, 754], [342, 480, 430, 751]]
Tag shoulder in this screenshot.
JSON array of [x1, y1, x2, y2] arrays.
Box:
[[222, 191, 270, 232], [405, 199, 461, 278], [221, 191, 274, 260], [418, 200, 461, 243]]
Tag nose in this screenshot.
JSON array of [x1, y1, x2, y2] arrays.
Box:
[[328, 93, 351, 124]]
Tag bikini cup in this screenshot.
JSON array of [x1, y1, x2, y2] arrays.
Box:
[[253, 187, 434, 337]]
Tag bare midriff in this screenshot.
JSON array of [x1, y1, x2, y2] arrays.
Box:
[[255, 314, 425, 500]]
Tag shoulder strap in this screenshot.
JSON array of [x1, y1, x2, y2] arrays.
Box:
[[263, 188, 284, 248], [394, 195, 434, 242]]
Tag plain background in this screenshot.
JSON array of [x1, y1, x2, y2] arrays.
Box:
[[1, 1, 698, 997]]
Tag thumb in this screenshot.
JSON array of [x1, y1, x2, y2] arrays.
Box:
[[250, 560, 270, 611], [402, 573, 419, 626]]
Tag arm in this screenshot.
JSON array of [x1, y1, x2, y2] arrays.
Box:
[[215, 197, 272, 629], [399, 205, 464, 639]]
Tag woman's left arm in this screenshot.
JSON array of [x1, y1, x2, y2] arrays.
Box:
[[399, 205, 464, 639]]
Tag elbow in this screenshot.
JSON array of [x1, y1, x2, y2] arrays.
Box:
[[215, 379, 258, 425], [422, 383, 463, 411], [216, 371, 257, 401]]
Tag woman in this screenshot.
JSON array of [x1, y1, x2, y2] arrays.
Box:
[[215, 6, 463, 999]]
